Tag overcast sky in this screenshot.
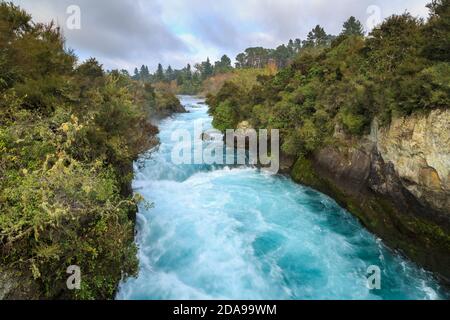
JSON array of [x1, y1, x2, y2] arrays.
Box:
[[12, 0, 431, 72]]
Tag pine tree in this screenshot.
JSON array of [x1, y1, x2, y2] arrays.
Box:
[[220, 55, 232, 68], [201, 58, 213, 80], [294, 38, 302, 53], [423, 0, 449, 61], [303, 25, 329, 47], [186, 64, 192, 80], [166, 65, 174, 82], [341, 16, 365, 36], [133, 67, 139, 80], [156, 63, 165, 82], [287, 39, 295, 54], [236, 53, 246, 68], [140, 65, 150, 82]]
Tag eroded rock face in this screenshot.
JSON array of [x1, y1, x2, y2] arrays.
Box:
[[292, 108, 450, 282], [0, 269, 40, 300], [376, 109, 450, 215]]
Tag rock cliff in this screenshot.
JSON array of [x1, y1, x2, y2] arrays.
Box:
[[376, 109, 450, 215], [291, 109, 450, 283]]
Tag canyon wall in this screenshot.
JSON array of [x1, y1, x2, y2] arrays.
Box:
[[291, 109, 450, 283]]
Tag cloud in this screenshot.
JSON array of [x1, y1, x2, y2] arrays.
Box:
[[12, 0, 186, 70], [157, 0, 431, 61], [12, 0, 431, 71]]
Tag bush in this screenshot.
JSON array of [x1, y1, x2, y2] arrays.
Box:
[[211, 101, 238, 132], [0, 3, 178, 299], [208, 3, 449, 159]]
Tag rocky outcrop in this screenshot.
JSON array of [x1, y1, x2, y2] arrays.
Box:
[[0, 268, 40, 300], [291, 109, 450, 283], [150, 93, 187, 120], [376, 109, 450, 215]]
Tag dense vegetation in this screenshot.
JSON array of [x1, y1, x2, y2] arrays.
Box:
[[0, 2, 182, 299], [208, 1, 449, 159]]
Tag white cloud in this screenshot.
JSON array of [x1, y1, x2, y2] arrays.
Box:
[[12, 0, 431, 71]]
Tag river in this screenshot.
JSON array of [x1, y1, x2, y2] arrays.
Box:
[[117, 95, 447, 300]]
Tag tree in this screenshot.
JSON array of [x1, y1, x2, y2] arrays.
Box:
[[75, 58, 105, 96], [156, 63, 165, 82], [367, 13, 423, 77], [236, 53, 246, 68], [294, 38, 302, 53], [211, 100, 238, 132], [0, 2, 76, 109], [312, 25, 328, 46], [165, 65, 174, 82], [303, 25, 329, 47], [287, 39, 295, 55], [76, 58, 104, 79], [201, 58, 214, 80], [120, 69, 130, 77], [214, 54, 232, 74], [243, 47, 271, 68], [0, 2, 32, 47], [341, 16, 365, 36], [422, 0, 450, 61], [133, 67, 139, 80], [186, 63, 192, 80], [273, 45, 291, 68], [220, 55, 232, 68], [139, 65, 150, 82], [176, 72, 184, 86]]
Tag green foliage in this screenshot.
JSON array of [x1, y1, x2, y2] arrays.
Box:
[[234, 36, 308, 70], [214, 55, 233, 74], [156, 63, 165, 82], [290, 156, 319, 186], [0, 3, 182, 299], [303, 25, 334, 48], [423, 0, 450, 61], [340, 110, 366, 135], [153, 91, 185, 117], [341, 16, 365, 36], [211, 101, 238, 132], [209, 4, 449, 159]]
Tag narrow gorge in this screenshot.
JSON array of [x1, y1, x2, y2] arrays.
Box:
[[117, 96, 448, 300]]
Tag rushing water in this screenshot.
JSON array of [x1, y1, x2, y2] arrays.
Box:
[[117, 96, 447, 300]]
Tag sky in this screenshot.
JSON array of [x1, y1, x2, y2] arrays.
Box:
[[12, 0, 431, 72]]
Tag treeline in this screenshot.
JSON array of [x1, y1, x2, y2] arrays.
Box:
[[131, 17, 364, 94], [235, 17, 364, 69], [208, 0, 449, 158], [132, 55, 233, 94], [0, 2, 182, 299]]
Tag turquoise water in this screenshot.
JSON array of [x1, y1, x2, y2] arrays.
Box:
[[117, 96, 447, 300]]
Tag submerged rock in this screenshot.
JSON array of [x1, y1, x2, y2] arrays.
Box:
[[200, 132, 214, 141]]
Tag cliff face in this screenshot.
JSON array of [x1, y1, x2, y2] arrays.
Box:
[[291, 109, 450, 283], [376, 109, 450, 216]]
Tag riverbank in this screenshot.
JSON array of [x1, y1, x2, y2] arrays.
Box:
[[117, 96, 448, 300], [288, 110, 450, 285], [0, 4, 187, 298]]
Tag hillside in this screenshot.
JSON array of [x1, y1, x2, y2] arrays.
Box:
[[0, 2, 184, 299], [207, 1, 450, 281]]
